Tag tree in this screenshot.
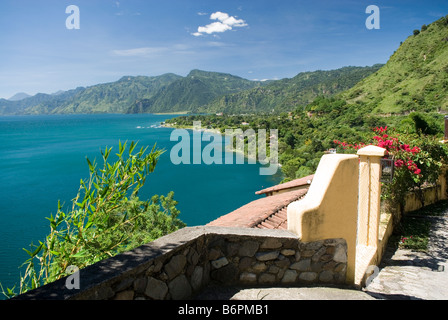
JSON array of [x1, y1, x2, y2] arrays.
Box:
[[1, 141, 185, 298]]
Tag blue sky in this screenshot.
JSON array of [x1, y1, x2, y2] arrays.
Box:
[[0, 0, 447, 99]]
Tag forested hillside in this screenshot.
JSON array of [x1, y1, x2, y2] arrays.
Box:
[[165, 16, 448, 183], [201, 65, 383, 114]]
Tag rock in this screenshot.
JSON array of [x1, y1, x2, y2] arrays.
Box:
[[211, 264, 238, 284], [168, 275, 192, 300], [256, 251, 279, 261], [290, 259, 311, 272], [190, 266, 204, 291], [319, 270, 334, 282], [281, 249, 295, 256], [226, 242, 240, 257], [208, 248, 222, 261], [282, 270, 298, 283], [259, 273, 276, 284], [114, 290, 134, 300], [187, 248, 199, 265], [239, 257, 253, 271], [260, 238, 282, 249], [299, 272, 317, 282], [114, 278, 134, 292], [312, 246, 327, 262], [133, 277, 147, 294], [335, 263, 346, 273], [252, 262, 268, 273], [333, 244, 347, 263], [304, 241, 324, 251], [145, 277, 168, 300], [238, 241, 259, 257], [275, 258, 290, 269], [302, 250, 316, 258], [94, 286, 115, 300], [211, 257, 229, 269], [240, 272, 257, 284], [268, 265, 280, 274], [164, 254, 187, 280]]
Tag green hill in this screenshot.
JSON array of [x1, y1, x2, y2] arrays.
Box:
[[53, 74, 182, 114], [0, 74, 182, 115], [201, 65, 383, 114], [127, 70, 264, 114], [342, 16, 448, 114]]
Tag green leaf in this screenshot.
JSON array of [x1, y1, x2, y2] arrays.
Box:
[[71, 251, 86, 258]]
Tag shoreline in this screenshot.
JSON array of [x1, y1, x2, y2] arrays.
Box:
[[152, 111, 189, 115], [161, 123, 281, 167]]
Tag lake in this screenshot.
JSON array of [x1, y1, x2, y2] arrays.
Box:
[[0, 113, 282, 291]]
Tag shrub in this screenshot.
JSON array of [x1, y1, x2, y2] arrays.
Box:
[[1, 141, 185, 298], [334, 127, 448, 223]]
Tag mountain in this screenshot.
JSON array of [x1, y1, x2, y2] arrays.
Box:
[[8, 92, 31, 101], [341, 16, 448, 114], [201, 65, 383, 114], [0, 89, 83, 115], [0, 74, 182, 115], [0, 63, 384, 116], [127, 70, 265, 114], [50, 73, 182, 114]]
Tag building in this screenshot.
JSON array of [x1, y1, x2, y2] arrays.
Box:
[[207, 175, 314, 230]]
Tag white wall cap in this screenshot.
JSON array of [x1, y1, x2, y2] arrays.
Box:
[[357, 145, 387, 157]]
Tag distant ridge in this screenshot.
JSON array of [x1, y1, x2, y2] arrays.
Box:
[[8, 92, 31, 101], [0, 66, 382, 115]]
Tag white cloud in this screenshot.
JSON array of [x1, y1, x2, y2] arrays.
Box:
[[192, 11, 248, 37]]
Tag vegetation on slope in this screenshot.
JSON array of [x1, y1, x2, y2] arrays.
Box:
[[342, 16, 448, 114], [202, 65, 383, 114]]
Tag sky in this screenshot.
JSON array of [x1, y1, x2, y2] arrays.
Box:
[[0, 0, 448, 99]]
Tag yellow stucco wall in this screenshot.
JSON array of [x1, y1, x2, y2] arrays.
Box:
[[287, 154, 359, 284]]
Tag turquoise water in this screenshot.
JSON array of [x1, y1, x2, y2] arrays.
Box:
[[0, 114, 282, 291]]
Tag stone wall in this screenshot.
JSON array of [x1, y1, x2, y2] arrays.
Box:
[[14, 227, 347, 300]]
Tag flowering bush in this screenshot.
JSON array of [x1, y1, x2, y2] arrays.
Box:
[[334, 126, 448, 221]]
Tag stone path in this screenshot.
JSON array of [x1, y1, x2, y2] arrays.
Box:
[[363, 213, 448, 300]]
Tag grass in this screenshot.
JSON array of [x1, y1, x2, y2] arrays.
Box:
[[391, 199, 448, 251]]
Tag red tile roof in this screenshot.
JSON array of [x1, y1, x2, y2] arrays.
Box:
[[255, 175, 314, 196], [207, 188, 308, 230]]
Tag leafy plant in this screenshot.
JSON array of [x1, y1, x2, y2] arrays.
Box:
[[334, 126, 448, 223], [1, 141, 185, 298]]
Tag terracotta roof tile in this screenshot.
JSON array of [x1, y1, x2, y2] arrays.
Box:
[[255, 175, 314, 195], [207, 188, 308, 229]]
